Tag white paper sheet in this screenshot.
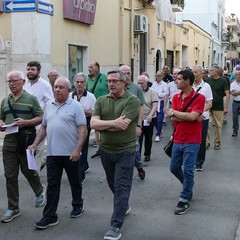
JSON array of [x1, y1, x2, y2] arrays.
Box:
[[4, 125, 19, 135], [26, 149, 37, 170]]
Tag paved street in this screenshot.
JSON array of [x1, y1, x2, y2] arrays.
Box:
[[0, 116, 240, 240]]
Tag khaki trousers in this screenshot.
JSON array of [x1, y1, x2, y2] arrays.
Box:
[[206, 110, 224, 146]]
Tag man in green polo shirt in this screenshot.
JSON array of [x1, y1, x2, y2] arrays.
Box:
[[87, 61, 109, 159], [0, 70, 45, 223], [91, 69, 139, 240]]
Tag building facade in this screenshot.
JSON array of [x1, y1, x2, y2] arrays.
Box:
[[0, 0, 214, 101]]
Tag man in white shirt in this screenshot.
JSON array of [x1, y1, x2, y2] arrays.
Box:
[[192, 66, 213, 171], [24, 61, 54, 173], [230, 70, 240, 137], [151, 71, 168, 142], [70, 72, 96, 183]]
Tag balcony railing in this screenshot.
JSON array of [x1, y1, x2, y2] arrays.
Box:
[[170, 0, 184, 12]]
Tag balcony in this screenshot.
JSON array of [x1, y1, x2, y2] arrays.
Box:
[[170, 0, 184, 12]]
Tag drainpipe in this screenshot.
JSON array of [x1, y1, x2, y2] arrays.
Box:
[[120, 0, 124, 65], [130, 0, 134, 81]]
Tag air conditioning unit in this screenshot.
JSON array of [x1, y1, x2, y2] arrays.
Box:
[[134, 14, 148, 34]]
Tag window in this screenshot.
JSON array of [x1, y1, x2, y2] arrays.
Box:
[[68, 45, 87, 89]]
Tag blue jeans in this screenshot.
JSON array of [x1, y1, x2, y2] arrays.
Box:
[[156, 101, 164, 136], [232, 101, 240, 132], [100, 150, 134, 229], [134, 138, 142, 169], [170, 143, 200, 201], [43, 156, 83, 220]]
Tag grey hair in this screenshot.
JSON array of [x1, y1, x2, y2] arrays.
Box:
[[107, 69, 126, 81], [73, 72, 87, 82], [7, 70, 25, 80], [193, 65, 203, 72], [55, 77, 71, 89]]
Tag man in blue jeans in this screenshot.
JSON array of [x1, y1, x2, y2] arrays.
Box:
[[91, 69, 139, 240], [167, 70, 205, 215]]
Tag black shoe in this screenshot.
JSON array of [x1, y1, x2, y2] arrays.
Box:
[[91, 149, 100, 159], [206, 143, 210, 150], [70, 206, 84, 218], [232, 132, 238, 137], [174, 201, 190, 215], [144, 156, 150, 162], [138, 168, 145, 180], [34, 217, 59, 229], [195, 165, 203, 171]]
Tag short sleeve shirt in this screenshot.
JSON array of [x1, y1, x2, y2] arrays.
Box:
[[92, 91, 140, 154], [42, 98, 86, 156], [172, 89, 205, 144]]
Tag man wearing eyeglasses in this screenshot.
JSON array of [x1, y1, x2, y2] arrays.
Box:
[[91, 69, 140, 240], [0, 70, 45, 223], [47, 69, 59, 91]]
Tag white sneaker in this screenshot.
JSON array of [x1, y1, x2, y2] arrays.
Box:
[[155, 136, 160, 142]]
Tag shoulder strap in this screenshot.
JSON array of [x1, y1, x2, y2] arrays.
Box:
[[90, 73, 102, 94], [182, 93, 200, 112], [196, 86, 202, 92], [8, 98, 18, 119]]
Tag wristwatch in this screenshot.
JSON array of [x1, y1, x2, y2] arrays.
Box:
[[137, 124, 141, 128]]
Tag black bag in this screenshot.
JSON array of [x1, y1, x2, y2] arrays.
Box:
[[164, 135, 173, 158], [7, 98, 36, 153], [16, 127, 36, 153]]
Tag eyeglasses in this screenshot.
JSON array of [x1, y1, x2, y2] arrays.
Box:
[[106, 79, 124, 84], [6, 79, 23, 84]]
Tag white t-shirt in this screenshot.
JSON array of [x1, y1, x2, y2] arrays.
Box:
[[230, 81, 240, 101], [193, 80, 213, 119]]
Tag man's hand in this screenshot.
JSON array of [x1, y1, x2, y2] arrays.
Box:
[[14, 118, 27, 128], [70, 149, 81, 162], [28, 144, 37, 155], [0, 121, 6, 132], [136, 126, 142, 137], [114, 115, 129, 130]]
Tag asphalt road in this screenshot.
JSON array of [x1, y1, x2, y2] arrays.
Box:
[[0, 115, 240, 240]]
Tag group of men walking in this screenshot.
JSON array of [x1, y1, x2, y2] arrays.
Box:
[[0, 61, 239, 240]]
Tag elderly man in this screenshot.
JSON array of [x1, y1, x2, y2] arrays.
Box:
[[91, 69, 139, 240], [151, 71, 168, 142], [192, 66, 213, 171], [137, 75, 158, 162], [119, 64, 145, 176], [230, 70, 240, 137], [164, 68, 182, 109], [47, 69, 59, 90], [29, 77, 87, 229], [87, 61, 109, 159], [162, 65, 173, 83], [206, 65, 230, 150], [70, 72, 96, 183], [0, 70, 45, 223]]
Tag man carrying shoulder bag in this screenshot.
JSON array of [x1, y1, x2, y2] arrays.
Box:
[[0, 70, 45, 223]]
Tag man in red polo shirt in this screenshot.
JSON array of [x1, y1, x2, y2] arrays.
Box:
[[167, 70, 205, 215]]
